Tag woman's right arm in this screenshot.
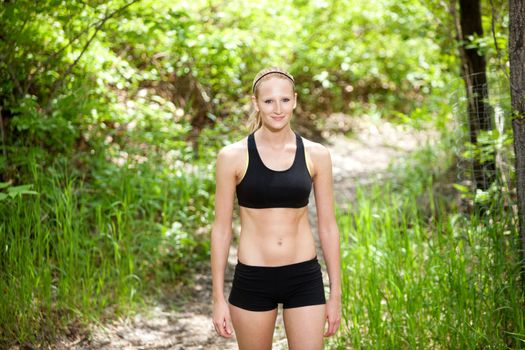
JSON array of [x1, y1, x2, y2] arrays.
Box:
[[211, 146, 237, 338]]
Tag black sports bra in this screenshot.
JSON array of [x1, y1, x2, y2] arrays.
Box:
[[236, 131, 312, 208]]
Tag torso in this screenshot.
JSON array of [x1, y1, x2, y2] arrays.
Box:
[[232, 130, 317, 266], [237, 206, 316, 266]]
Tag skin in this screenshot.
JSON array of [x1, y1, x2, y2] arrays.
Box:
[[211, 75, 342, 349]]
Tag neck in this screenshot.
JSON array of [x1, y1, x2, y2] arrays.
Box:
[[256, 126, 295, 147]]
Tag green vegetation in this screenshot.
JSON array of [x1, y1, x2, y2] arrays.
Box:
[[0, 150, 214, 343], [0, 0, 519, 348], [329, 137, 524, 349]]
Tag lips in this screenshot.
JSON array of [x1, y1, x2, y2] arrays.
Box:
[[272, 116, 285, 121]]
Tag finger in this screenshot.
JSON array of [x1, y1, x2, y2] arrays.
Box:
[[326, 322, 333, 337], [327, 322, 334, 337], [218, 319, 233, 338], [213, 319, 226, 337], [334, 319, 341, 333], [323, 317, 331, 337], [331, 318, 341, 334], [213, 322, 221, 336], [224, 318, 233, 335], [330, 320, 337, 336], [218, 324, 228, 337], [324, 318, 338, 337], [331, 318, 341, 336], [222, 319, 233, 337]]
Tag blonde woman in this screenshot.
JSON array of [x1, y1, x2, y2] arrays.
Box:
[[211, 67, 341, 350]]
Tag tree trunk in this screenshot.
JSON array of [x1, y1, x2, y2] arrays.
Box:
[[458, 0, 496, 192], [509, 0, 525, 287]]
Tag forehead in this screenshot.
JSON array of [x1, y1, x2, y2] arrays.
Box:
[[256, 77, 294, 97]]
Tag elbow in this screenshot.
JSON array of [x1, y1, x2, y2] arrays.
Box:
[[211, 221, 233, 239], [318, 229, 340, 240], [318, 221, 339, 237], [318, 225, 340, 242]]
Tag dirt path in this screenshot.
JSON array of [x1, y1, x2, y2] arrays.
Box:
[[59, 115, 436, 350]]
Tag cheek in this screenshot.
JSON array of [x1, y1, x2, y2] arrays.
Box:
[[259, 104, 270, 113]]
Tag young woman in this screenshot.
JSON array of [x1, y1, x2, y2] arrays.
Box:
[[211, 67, 341, 350]]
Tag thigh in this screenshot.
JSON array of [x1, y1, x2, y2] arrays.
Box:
[[283, 304, 326, 350], [229, 303, 278, 350]]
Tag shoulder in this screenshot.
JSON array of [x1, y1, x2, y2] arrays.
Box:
[[216, 136, 249, 177], [300, 135, 332, 179], [301, 136, 331, 161], [217, 136, 248, 161]]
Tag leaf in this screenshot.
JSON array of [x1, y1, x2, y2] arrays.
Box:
[[452, 183, 470, 193], [7, 184, 33, 193], [6, 184, 38, 198], [474, 188, 491, 204]]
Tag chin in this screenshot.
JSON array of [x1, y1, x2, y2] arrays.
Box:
[[265, 116, 291, 124]]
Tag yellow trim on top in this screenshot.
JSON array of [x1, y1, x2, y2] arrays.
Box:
[[303, 140, 313, 178], [237, 140, 249, 184]]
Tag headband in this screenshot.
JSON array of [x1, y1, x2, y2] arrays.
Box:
[[252, 71, 295, 93]]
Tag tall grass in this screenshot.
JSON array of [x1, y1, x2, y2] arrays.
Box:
[[330, 143, 524, 349], [0, 152, 214, 346]]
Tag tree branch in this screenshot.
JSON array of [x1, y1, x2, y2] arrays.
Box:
[[1, 6, 33, 96], [38, 2, 94, 74], [44, 0, 142, 112]]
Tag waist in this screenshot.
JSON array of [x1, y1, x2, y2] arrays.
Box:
[[237, 228, 316, 266], [237, 255, 319, 269]]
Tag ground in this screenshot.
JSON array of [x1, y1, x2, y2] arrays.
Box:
[[52, 114, 437, 350]]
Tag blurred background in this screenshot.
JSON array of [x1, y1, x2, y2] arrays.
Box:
[[1, 0, 522, 349]]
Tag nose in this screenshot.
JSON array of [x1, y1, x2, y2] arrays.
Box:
[[275, 101, 282, 114]]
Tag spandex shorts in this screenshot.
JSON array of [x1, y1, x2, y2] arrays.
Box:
[[228, 256, 326, 312]]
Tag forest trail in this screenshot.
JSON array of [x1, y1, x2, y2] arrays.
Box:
[[55, 115, 436, 350]]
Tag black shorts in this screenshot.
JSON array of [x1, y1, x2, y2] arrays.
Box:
[[228, 256, 326, 312]]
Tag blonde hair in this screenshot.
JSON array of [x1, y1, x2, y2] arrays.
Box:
[[248, 67, 295, 133]]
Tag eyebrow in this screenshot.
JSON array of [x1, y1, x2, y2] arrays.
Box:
[[261, 95, 292, 99]]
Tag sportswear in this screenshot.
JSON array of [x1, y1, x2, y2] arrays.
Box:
[[235, 131, 312, 208], [228, 256, 326, 311]]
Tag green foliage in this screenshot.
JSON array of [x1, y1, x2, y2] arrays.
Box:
[[1, 0, 459, 160], [329, 138, 524, 349], [0, 152, 214, 346], [289, 0, 452, 121], [0, 0, 516, 347], [0, 182, 38, 201], [461, 129, 513, 163]]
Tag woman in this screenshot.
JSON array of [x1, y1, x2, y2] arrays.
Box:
[[211, 66, 341, 350]]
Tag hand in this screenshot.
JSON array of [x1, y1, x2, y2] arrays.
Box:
[[212, 298, 234, 338], [323, 296, 341, 337]]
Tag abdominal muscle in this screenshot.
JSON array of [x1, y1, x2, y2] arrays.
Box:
[[237, 205, 317, 266]]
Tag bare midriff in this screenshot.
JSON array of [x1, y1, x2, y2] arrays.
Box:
[[237, 205, 317, 266]]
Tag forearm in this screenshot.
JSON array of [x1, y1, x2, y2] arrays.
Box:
[[211, 224, 232, 302], [319, 228, 341, 298]]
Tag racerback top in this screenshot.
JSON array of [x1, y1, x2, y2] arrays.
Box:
[[235, 131, 312, 208]]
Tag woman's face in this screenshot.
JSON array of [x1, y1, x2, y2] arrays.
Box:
[[252, 77, 297, 131]]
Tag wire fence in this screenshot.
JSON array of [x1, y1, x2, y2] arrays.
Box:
[[449, 70, 516, 204]]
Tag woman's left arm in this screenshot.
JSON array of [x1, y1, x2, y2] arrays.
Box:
[[310, 142, 342, 337]]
